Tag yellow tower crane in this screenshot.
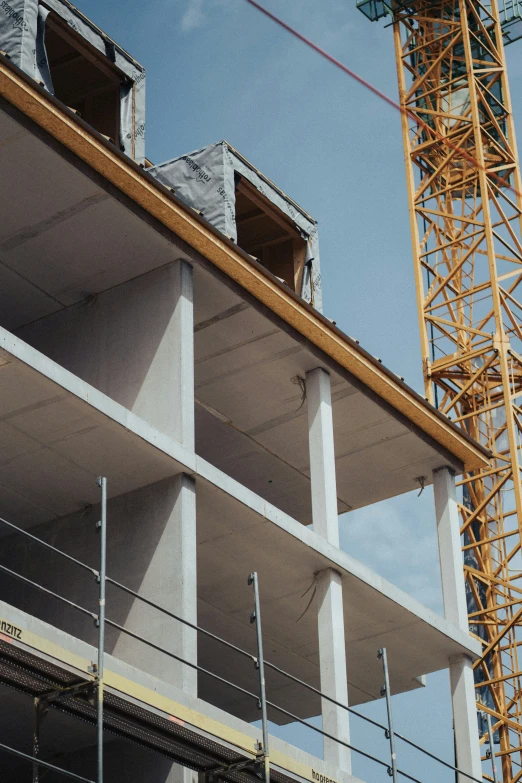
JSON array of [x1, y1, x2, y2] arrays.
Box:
[[357, 0, 522, 778]]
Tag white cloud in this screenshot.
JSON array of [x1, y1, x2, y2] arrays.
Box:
[[179, 0, 235, 33], [181, 0, 206, 32], [339, 488, 443, 612]]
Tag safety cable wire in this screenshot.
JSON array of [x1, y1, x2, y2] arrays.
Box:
[[106, 576, 256, 663], [0, 515, 485, 783], [0, 563, 96, 621], [104, 617, 260, 703], [0, 515, 97, 576], [108, 576, 483, 781]]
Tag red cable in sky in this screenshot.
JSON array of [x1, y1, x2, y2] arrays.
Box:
[[245, 0, 521, 200], [246, 0, 402, 113]]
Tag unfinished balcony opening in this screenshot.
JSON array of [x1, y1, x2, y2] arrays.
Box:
[[235, 177, 307, 295], [148, 141, 321, 309], [44, 12, 123, 145]]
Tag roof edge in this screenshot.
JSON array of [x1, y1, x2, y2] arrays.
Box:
[[0, 56, 490, 473]]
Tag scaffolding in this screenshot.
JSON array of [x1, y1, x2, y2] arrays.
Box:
[[0, 477, 500, 783]]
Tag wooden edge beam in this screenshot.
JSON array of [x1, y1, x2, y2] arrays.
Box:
[[0, 57, 491, 473]]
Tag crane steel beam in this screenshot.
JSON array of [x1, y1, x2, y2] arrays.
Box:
[[390, 0, 522, 778]]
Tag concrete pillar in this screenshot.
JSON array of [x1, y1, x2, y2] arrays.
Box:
[[316, 568, 351, 773], [116, 259, 195, 783], [111, 258, 196, 695], [16, 258, 195, 448], [127, 257, 195, 448], [111, 474, 197, 696], [433, 466, 482, 782], [170, 259, 195, 450], [162, 259, 196, 783], [306, 367, 351, 773], [449, 654, 483, 782], [306, 367, 339, 547]]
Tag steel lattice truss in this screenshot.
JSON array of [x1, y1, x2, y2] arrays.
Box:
[[393, 1, 522, 778]]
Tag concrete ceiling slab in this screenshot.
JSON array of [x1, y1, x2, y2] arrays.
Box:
[[0, 327, 477, 726], [195, 405, 322, 521], [0, 329, 187, 527], [194, 470, 480, 722], [0, 111, 100, 243], [0, 262, 61, 329], [0, 99, 470, 518], [0, 324, 478, 731], [2, 196, 181, 306], [0, 99, 187, 322], [192, 265, 460, 517]]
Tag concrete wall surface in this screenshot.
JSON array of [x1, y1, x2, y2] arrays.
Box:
[[0, 477, 196, 689], [39, 739, 187, 783], [17, 261, 191, 439]]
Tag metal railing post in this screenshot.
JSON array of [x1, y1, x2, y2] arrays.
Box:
[[248, 572, 270, 783], [485, 712, 499, 783], [33, 697, 41, 783], [0, 503, 490, 783], [96, 477, 107, 783], [378, 647, 398, 782]]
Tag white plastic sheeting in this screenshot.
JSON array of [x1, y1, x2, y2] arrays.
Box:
[[0, 0, 146, 161], [150, 141, 322, 310]]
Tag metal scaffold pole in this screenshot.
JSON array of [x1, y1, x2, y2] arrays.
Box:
[[96, 477, 107, 783], [486, 712, 500, 783], [32, 697, 45, 783], [249, 572, 270, 783], [378, 647, 398, 783]]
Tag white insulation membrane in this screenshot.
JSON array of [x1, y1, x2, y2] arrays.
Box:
[[150, 141, 322, 310], [0, 0, 146, 161]]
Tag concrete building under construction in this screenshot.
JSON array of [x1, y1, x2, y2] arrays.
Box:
[[0, 1, 494, 782]]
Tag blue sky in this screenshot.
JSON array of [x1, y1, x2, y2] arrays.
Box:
[[74, 0, 522, 779]]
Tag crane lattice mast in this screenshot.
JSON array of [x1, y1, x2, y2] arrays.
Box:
[[358, 0, 522, 778]]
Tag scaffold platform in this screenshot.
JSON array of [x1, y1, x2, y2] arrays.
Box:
[[0, 601, 342, 783]]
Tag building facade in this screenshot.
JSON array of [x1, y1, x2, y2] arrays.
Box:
[[0, 5, 490, 782]]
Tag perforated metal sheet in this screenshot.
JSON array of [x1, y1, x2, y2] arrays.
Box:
[[0, 639, 80, 685], [0, 640, 306, 783]]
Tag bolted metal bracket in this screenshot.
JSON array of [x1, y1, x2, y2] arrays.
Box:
[[206, 755, 262, 779], [39, 680, 95, 707], [34, 697, 48, 722]]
